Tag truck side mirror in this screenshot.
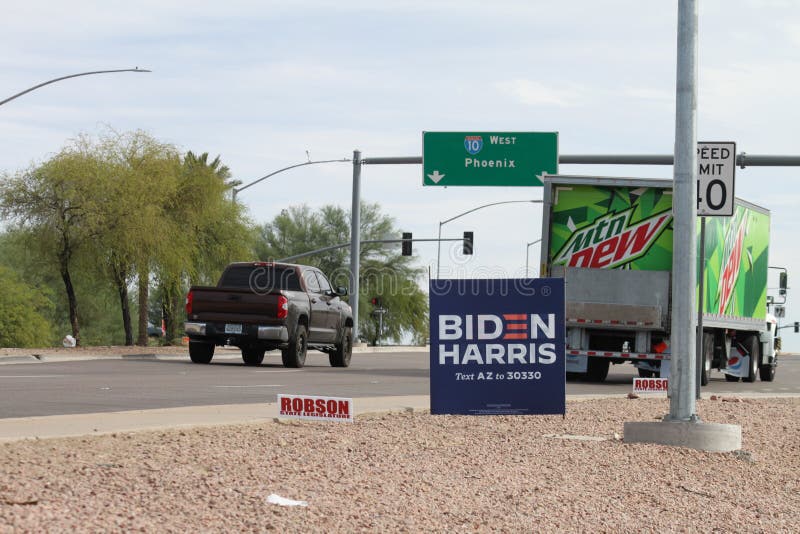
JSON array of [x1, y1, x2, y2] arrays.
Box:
[[779, 272, 788, 296]]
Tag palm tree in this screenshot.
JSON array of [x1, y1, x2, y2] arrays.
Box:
[[184, 151, 241, 188]]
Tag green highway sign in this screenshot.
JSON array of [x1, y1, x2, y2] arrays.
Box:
[[423, 131, 558, 187]]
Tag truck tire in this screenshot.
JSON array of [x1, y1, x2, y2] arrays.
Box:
[[329, 327, 352, 368], [586, 358, 609, 382], [725, 373, 740, 382], [759, 362, 776, 382], [700, 332, 713, 386], [282, 325, 307, 368], [189, 341, 214, 364], [638, 368, 654, 378], [743, 335, 759, 383], [242, 348, 265, 366]]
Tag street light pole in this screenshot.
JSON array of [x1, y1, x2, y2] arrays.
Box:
[[436, 199, 542, 278], [0, 68, 151, 107], [525, 239, 542, 278]]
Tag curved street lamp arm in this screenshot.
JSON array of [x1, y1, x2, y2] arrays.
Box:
[[440, 199, 542, 226], [436, 199, 543, 278], [0, 68, 151, 107], [233, 158, 352, 196]]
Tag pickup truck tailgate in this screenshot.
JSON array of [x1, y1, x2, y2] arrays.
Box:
[[189, 288, 284, 324]]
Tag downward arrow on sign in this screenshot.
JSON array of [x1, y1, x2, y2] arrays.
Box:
[[427, 170, 445, 183]]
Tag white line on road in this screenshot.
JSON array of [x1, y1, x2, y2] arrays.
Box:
[[0, 375, 67, 378], [213, 385, 284, 388]]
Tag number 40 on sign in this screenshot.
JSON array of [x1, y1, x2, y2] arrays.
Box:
[[697, 141, 736, 217]]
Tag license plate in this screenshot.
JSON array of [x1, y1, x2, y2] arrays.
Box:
[[224, 323, 243, 334]]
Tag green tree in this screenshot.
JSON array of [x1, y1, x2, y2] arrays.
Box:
[[255, 201, 428, 344], [0, 265, 54, 347], [1, 131, 254, 348], [0, 146, 104, 345], [156, 150, 253, 343], [90, 130, 182, 345], [0, 228, 128, 346]]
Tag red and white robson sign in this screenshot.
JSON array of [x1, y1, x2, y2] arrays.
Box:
[[633, 377, 669, 395], [278, 394, 353, 422]]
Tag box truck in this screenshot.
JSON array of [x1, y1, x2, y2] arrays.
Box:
[[539, 175, 782, 384]]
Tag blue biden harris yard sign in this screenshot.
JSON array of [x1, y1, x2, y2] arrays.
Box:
[[429, 278, 565, 415]]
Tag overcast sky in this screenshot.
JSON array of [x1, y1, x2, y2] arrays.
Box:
[[2, 1, 800, 349]]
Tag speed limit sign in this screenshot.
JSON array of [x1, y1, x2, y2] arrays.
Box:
[[697, 142, 736, 216]]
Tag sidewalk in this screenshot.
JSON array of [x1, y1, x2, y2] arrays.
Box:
[[0, 395, 432, 443]]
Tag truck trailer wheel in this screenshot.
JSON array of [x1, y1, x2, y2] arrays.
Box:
[[700, 332, 713, 386], [329, 327, 352, 368], [242, 348, 265, 366], [586, 358, 609, 382], [189, 341, 214, 364], [282, 325, 307, 368], [743, 335, 759, 383]]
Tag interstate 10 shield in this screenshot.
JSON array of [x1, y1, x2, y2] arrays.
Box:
[[429, 278, 565, 415]]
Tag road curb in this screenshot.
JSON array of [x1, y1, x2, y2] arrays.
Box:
[[0, 345, 430, 365], [0, 355, 41, 365]]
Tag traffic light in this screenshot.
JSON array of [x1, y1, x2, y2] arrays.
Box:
[[780, 272, 788, 296], [370, 296, 383, 308], [794, 321, 799, 333], [402, 232, 412, 256], [463, 231, 473, 255]]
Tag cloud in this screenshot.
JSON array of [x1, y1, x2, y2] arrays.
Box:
[[622, 87, 673, 102], [494, 80, 584, 108]]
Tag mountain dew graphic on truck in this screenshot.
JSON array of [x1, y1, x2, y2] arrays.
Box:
[[716, 208, 748, 314], [549, 184, 674, 271], [552, 207, 672, 269], [701, 204, 769, 321], [542, 175, 779, 386]]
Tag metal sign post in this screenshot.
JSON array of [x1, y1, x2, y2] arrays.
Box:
[[695, 142, 736, 398]]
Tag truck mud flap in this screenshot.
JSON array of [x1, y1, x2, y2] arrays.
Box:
[[721, 344, 750, 378]]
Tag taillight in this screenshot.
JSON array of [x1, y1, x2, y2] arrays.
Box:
[[277, 295, 288, 319], [185, 291, 193, 315]]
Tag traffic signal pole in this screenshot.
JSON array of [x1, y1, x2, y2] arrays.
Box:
[[349, 151, 800, 346], [350, 150, 362, 341], [669, 0, 699, 423]]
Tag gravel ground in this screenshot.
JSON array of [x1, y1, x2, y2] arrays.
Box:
[[1, 396, 798, 533]]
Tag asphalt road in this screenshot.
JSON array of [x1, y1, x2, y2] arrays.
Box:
[[1, 351, 798, 419]]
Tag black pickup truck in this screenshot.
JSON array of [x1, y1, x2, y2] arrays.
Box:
[[184, 262, 353, 368]]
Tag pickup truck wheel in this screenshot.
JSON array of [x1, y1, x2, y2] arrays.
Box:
[[242, 348, 265, 366], [189, 341, 214, 364], [282, 325, 307, 368], [330, 327, 352, 368], [743, 335, 759, 383]]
